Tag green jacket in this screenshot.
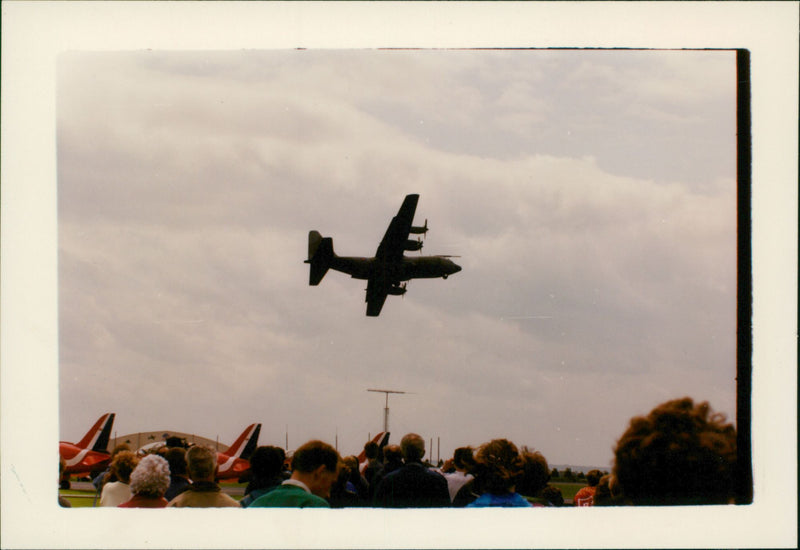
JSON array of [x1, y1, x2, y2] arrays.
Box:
[[249, 483, 330, 508]]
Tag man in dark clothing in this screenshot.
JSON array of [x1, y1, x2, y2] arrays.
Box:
[[164, 447, 191, 501], [240, 445, 288, 507], [362, 442, 382, 489], [373, 433, 450, 508]]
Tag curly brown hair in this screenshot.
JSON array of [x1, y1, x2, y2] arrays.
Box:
[[612, 397, 737, 505], [109, 450, 139, 484], [473, 439, 524, 495], [516, 448, 550, 498]]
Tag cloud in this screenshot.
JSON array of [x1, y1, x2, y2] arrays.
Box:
[[57, 49, 737, 467]]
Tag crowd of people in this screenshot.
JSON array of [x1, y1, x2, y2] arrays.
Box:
[[62, 397, 739, 508]]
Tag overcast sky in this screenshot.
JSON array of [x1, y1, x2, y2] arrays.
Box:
[[57, 49, 737, 469]]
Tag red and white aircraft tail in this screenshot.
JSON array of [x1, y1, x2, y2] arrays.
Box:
[[59, 413, 116, 475], [216, 423, 261, 480]]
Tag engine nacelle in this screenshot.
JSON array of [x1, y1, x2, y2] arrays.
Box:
[[388, 285, 407, 296], [403, 239, 423, 252], [409, 219, 428, 236]]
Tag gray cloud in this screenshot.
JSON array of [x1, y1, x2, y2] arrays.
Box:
[[58, 49, 736, 467]]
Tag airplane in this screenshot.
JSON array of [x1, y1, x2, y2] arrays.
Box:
[[305, 194, 461, 316], [59, 413, 115, 479], [215, 423, 261, 481]]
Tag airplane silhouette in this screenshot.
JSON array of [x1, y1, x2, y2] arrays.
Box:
[[59, 413, 115, 477], [215, 423, 261, 481], [305, 194, 461, 316]]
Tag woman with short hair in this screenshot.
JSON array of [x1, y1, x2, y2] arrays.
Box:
[[99, 451, 139, 507], [119, 454, 171, 508]]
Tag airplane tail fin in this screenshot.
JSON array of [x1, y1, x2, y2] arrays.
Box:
[[76, 413, 115, 452], [305, 230, 334, 286], [226, 423, 261, 459]]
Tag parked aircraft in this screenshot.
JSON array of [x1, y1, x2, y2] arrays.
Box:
[[59, 413, 115, 477], [305, 194, 461, 316], [216, 423, 261, 481]]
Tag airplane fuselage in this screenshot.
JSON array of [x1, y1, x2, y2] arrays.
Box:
[[216, 454, 251, 480], [305, 194, 461, 315], [330, 255, 461, 282], [59, 442, 111, 474]]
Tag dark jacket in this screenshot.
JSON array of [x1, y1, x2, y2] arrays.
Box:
[[373, 462, 450, 508]]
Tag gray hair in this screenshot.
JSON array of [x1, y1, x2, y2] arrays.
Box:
[[129, 454, 170, 497]]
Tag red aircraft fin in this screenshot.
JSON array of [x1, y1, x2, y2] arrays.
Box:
[[224, 423, 261, 459], [75, 413, 115, 452]]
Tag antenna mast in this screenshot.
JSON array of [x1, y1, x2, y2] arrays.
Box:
[[367, 388, 406, 433]]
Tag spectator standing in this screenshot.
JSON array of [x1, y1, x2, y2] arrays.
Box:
[[441, 447, 475, 503], [91, 443, 131, 505], [373, 433, 450, 508], [516, 448, 552, 507], [592, 474, 622, 506], [361, 441, 383, 493], [573, 469, 602, 506], [466, 439, 531, 508], [612, 397, 737, 505], [240, 446, 288, 508], [249, 440, 340, 508], [99, 451, 139, 507], [167, 446, 240, 508], [164, 447, 191, 501], [540, 485, 564, 507], [119, 454, 171, 508]]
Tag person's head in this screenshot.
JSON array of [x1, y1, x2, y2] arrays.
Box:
[[516, 448, 550, 497], [593, 474, 620, 506], [110, 451, 139, 484], [249, 445, 286, 480], [110, 443, 131, 458], [186, 446, 218, 482], [291, 440, 341, 498], [129, 454, 171, 498], [473, 439, 524, 495], [585, 469, 602, 487], [343, 456, 360, 482], [541, 484, 564, 507], [613, 397, 737, 505], [383, 444, 403, 464], [364, 441, 380, 460], [400, 433, 425, 463], [164, 447, 188, 478], [453, 447, 476, 472]]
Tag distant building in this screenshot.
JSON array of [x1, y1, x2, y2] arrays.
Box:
[[114, 431, 229, 454]]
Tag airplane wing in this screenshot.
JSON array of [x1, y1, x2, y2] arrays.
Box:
[[375, 194, 419, 261], [365, 276, 389, 317]]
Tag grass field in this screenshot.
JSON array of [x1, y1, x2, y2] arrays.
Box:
[[59, 483, 247, 508], [550, 481, 585, 502]]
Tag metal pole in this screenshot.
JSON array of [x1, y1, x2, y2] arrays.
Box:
[[367, 388, 406, 435]]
